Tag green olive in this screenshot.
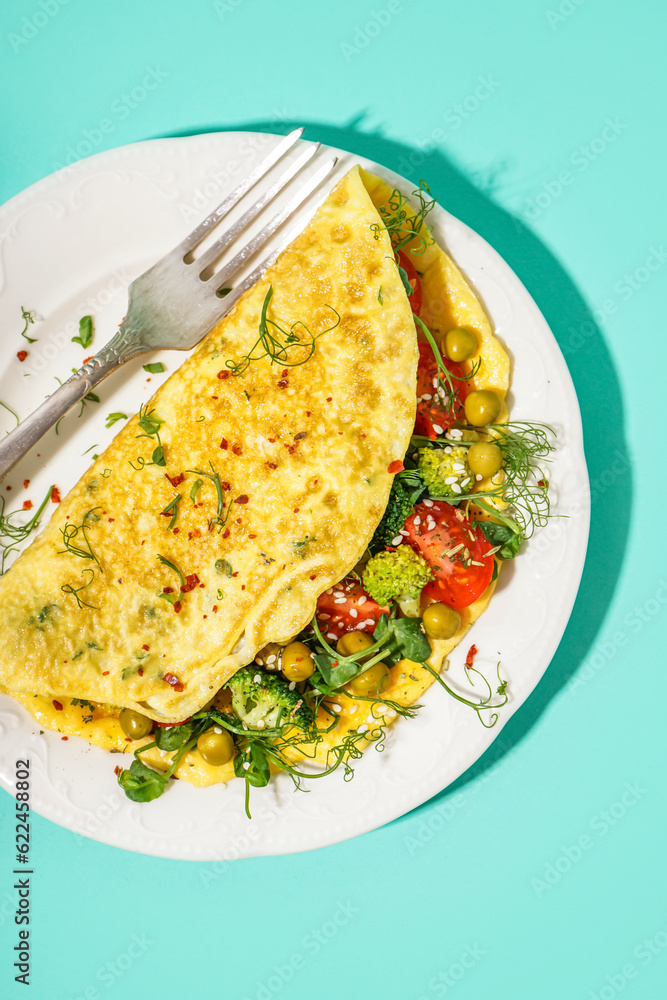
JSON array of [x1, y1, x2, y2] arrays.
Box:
[[422, 602, 462, 640], [347, 661, 390, 697], [464, 390, 503, 427], [119, 708, 153, 740], [467, 441, 503, 479], [281, 641, 315, 681], [197, 727, 234, 766], [336, 631, 374, 658], [444, 327, 477, 362]]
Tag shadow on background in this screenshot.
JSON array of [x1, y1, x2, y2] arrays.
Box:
[[160, 116, 630, 811]]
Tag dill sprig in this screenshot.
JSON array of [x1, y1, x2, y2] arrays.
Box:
[[370, 179, 436, 254], [59, 508, 102, 569], [61, 568, 99, 610], [0, 484, 54, 573], [185, 462, 233, 533], [224, 285, 340, 377]]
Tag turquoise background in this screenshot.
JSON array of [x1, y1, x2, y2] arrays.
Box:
[[1, 1, 666, 997]]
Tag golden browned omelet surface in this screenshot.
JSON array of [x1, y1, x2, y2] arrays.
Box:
[[0, 165, 418, 722]]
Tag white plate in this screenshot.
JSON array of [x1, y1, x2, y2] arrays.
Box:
[[0, 133, 589, 859]]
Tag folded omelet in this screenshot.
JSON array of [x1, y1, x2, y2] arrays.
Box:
[[1, 164, 511, 789]]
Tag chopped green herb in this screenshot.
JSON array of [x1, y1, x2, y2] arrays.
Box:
[[143, 363, 165, 374], [72, 315, 93, 349], [215, 558, 233, 577], [157, 553, 185, 587], [161, 495, 180, 531], [105, 412, 127, 429], [377, 286, 383, 304], [19, 306, 37, 343]]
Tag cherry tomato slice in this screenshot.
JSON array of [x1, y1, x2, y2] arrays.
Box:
[[414, 342, 468, 438], [403, 501, 494, 610], [316, 576, 388, 640], [395, 250, 422, 316]]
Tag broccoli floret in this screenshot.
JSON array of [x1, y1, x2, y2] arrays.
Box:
[[369, 479, 415, 554], [418, 445, 473, 498], [362, 546, 433, 606], [226, 666, 314, 729]]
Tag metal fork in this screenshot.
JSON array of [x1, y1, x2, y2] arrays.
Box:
[[0, 128, 337, 482]]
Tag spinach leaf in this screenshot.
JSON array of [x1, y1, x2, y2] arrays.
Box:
[[476, 519, 523, 559], [154, 722, 194, 751], [234, 742, 270, 787], [117, 760, 168, 802], [397, 265, 414, 298], [389, 617, 431, 663], [313, 651, 360, 689]]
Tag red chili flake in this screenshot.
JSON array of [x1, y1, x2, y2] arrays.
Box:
[[266, 462, 277, 470], [212, 395, 219, 400], [17, 350, 28, 362], [234, 494, 249, 504], [165, 472, 185, 488], [203, 615, 208, 619], [221, 481, 230, 491], [212, 605, 218, 613], [83, 356, 93, 363], [114, 765, 122, 776], [188, 529, 202, 540], [138, 668, 144, 676], [61, 736, 69, 741], [332, 660, 338, 668], [50, 486, 61, 504], [181, 573, 200, 593], [142, 644, 150, 651], [268, 438, 276, 443], [220, 438, 228, 450], [23, 479, 30, 489], [241, 584, 245, 591], [285, 444, 296, 454], [173, 527, 180, 534], [102, 671, 110, 676], [294, 432, 307, 440], [173, 602, 182, 615], [248, 534, 257, 539], [232, 444, 242, 456], [326, 396, 332, 402], [465, 645, 478, 669], [387, 460, 405, 474], [236, 517, 242, 524], [277, 379, 288, 389], [22, 500, 33, 510], [222, 528, 230, 539], [217, 371, 229, 380], [164, 672, 183, 691], [163, 586, 174, 594], [306, 411, 311, 416], [281, 369, 288, 377], [309, 574, 317, 580], [108, 518, 115, 523], [232, 571, 239, 577], [5, 486, 10, 491], [52, 700, 63, 711]]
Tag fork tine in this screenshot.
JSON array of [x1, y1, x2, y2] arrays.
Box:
[[206, 155, 338, 293], [174, 127, 304, 256], [194, 142, 321, 277]]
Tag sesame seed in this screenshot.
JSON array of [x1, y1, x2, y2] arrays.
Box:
[[423, 499, 433, 507], [476, 473, 483, 481], [387, 709, 397, 719], [391, 535, 403, 545], [414, 516, 421, 525], [461, 477, 471, 487], [364, 618, 375, 627], [445, 446, 453, 454], [358, 724, 369, 734], [253, 674, 261, 683], [422, 393, 432, 400], [445, 476, 458, 485], [256, 719, 265, 729], [289, 681, 296, 691], [448, 428, 463, 440], [451, 483, 462, 494], [214, 726, 222, 734], [399, 529, 409, 536], [452, 463, 466, 472], [332, 704, 342, 713], [328, 632, 337, 640], [350, 608, 358, 618], [266, 654, 277, 664], [350, 706, 358, 714], [357, 596, 367, 605], [433, 424, 444, 434], [319, 613, 331, 620], [432, 378, 438, 387], [334, 597, 346, 604], [243, 761, 250, 770]]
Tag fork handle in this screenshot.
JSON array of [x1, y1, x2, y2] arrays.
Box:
[[0, 327, 144, 483]]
